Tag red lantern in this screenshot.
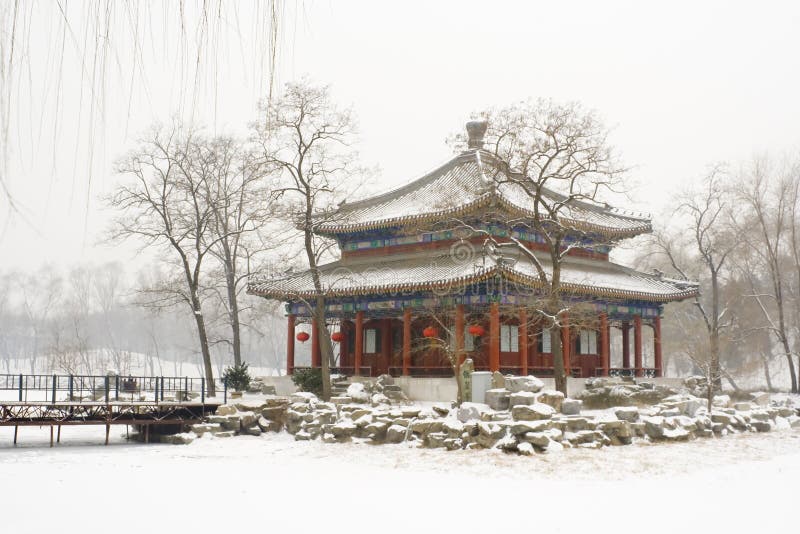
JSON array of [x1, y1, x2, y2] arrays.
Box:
[[331, 331, 344, 342], [468, 324, 486, 337], [296, 332, 310, 343], [422, 326, 437, 338]]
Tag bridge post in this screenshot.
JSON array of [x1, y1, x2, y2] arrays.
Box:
[[160, 376, 164, 401], [201, 377, 205, 404], [154, 378, 159, 404], [18, 374, 22, 401], [51, 374, 56, 404], [115, 375, 119, 400], [68, 375, 73, 401]]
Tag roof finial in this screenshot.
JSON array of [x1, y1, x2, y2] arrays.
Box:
[[466, 120, 488, 150]]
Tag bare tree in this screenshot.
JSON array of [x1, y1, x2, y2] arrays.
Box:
[[254, 80, 362, 400], [109, 124, 223, 395], [453, 101, 626, 394], [200, 137, 272, 368], [651, 167, 737, 392], [732, 158, 798, 393], [20, 266, 63, 374]]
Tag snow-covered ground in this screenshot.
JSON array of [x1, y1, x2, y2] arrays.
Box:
[[1, 423, 798, 533]]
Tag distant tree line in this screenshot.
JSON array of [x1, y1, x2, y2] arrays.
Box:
[[640, 157, 800, 394], [0, 262, 287, 378]]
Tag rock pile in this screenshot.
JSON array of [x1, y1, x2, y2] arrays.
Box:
[[576, 378, 679, 408], [162, 375, 800, 456], [157, 396, 291, 444], [329, 374, 409, 405]]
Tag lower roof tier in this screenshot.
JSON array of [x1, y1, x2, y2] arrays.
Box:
[[248, 248, 698, 304]]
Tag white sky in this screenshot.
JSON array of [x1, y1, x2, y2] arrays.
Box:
[[2, 0, 800, 271]]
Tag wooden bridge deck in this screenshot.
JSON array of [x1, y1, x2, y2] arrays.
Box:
[[0, 400, 222, 446]]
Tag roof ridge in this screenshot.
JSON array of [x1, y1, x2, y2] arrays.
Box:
[[333, 150, 479, 212]]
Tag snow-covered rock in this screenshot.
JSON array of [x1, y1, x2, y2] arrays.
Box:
[[385, 424, 407, 444], [160, 432, 195, 445], [257, 416, 281, 433], [615, 407, 639, 422], [216, 404, 237, 416], [371, 393, 391, 407], [504, 375, 544, 393], [457, 402, 491, 422], [485, 388, 511, 410], [536, 390, 565, 412], [508, 391, 536, 408], [238, 411, 258, 430], [511, 403, 555, 421], [330, 420, 357, 438], [345, 383, 370, 403], [712, 395, 731, 408], [191, 423, 221, 436], [561, 399, 582, 415], [289, 392, 318, 404]]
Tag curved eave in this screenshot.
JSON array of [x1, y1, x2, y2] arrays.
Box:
[[499, 268, 699, 304], [315, 192, 652, 240], [247, 267, 697, 304]]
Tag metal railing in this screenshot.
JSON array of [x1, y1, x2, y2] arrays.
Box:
[[291, 366, 372, 377], [0, 374, 228, 404], [604, 368, 658, 378], [387, 366, 454, 378]]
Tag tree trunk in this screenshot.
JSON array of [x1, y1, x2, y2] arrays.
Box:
[[223, 260, 242, 368], [709, 270, 722, 390], [552, 326, 568, 396], [314, 295, 332, 401], [780, 335, 797, 393], [190, 293, 216, 396], [761, 352, 773, 392]]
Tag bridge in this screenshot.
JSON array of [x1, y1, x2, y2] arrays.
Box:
[[0, 373, 226, 446]]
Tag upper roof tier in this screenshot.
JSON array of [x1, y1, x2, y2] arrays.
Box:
[[316, 149, 652, 239]]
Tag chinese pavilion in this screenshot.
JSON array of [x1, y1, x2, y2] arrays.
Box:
[[248, 121, 698, 379]]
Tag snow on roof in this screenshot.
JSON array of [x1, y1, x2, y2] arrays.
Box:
[[316, 150, 652, 238], [248, 246, 697, 303]]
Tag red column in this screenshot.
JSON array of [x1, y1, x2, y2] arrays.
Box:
[[621, 321, 631, 369], [600, 312, 609, 377], [286, 314, 296, 375], [561, 313, 571, 376], [519, 308, 528, 376], [654, 315, 663, 377], [380, 318, 391, 376], [634, 315, 643, 377], [455, 304, 465, 367], [402, 308, 411, 376], [311, 318, 321, 368], [489, 303, 500, 372], [339, 321, 350, 369], [354, 311, 364, 376]]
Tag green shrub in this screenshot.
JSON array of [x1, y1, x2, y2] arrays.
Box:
[[291, 368, 323, 396], [223, 362, 251, 392]]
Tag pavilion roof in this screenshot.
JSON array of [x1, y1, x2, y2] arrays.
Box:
[[316, 150, 652, 239], [247, 247, 698, 304]]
